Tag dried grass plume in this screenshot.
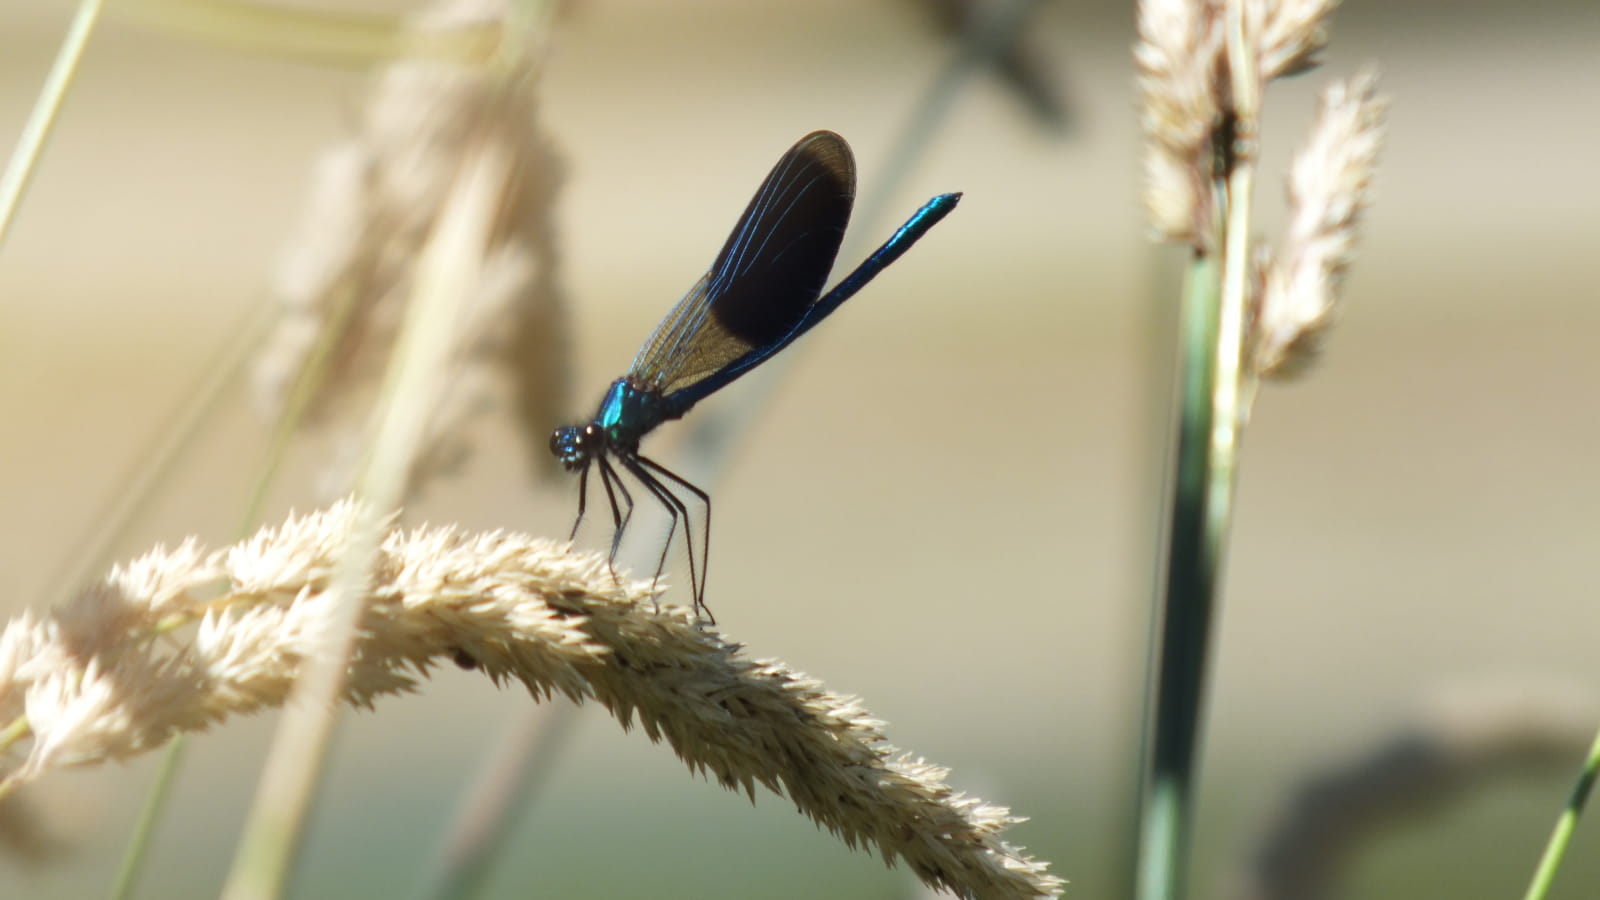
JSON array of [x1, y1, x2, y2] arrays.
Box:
[[1136, 0, 1343, 247], [1254, 69, 1387, 376], [1135, 0, 1224, 244], [0, 502, 1060, 900], [252, 0, 567, 497], [1137, 0, 1385, 378]]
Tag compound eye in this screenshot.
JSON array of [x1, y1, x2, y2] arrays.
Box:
[[549, 426, 581, 462], [550, 425, 602, 472]]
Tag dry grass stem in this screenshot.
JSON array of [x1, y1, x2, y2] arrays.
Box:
[[0, 502, 1060, 900], [1235, 682, 1593, 900], [1254, 69, 1386, 376], [252, 0, 566, 497]]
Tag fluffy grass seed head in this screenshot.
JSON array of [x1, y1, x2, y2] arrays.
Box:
[[253, 0, 567, 497], [1136, 0, 1225, 244], [1136, 0, 1344, 247], [0, 502, 1060, 899], [1254, 69, 1386, 377]]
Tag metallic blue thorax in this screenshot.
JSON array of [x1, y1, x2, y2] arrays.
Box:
[[595, 378, 679, 449]]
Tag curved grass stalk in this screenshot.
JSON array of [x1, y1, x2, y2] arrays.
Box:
[[0, 501, 1062, 900]]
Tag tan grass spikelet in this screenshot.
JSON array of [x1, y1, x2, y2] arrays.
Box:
[[0, 502, 1061, 900], [1252, 0, 1339, 81], [1135, 0, 1225, 244], [1255, 69, 1386, 377], [1136, 0, 1344, 247]]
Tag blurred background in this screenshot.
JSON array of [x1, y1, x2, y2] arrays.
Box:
[[1, 0, 1598, 897]]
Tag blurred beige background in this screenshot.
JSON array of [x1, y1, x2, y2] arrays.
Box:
[[2, 0, 1598, 897]]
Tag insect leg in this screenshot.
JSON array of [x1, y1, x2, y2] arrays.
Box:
[[636, 456, 712, 621], [619, 456, 686, 616], [569, 461, 590, 542], [596, 455, 633, 588]]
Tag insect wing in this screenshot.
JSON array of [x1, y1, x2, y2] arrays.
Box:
[[627, 131, 855, 399]]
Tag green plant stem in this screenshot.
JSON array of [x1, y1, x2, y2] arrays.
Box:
[[1522, 724, 1600, 900], [1136, 7, 1261, 898], [110, 738, 186, 900], [5, 15, 279, 892], [0, 0, 106, 260], [1136, 253, 1226, 900], [0, 715, 29, 758]]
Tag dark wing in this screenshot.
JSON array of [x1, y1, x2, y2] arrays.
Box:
[[627, 131, 854, 400]]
